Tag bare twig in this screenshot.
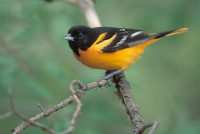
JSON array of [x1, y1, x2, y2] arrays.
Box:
[[8, 86, 57, 134], [62, 95, 81, 134], [12, 79, 108, 134], [38, 103, 46, 112], [57, 0, 101, 27], [0, 111, 13, 120], [136, 121, 159, 134], [147, 121, 159, 134], [62, 80, 83, 134]]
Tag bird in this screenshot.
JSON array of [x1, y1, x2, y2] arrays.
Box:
[[63, 25, 187, 80]]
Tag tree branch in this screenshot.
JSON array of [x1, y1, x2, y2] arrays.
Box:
[[12, 79, 108, 134], [38, 103, 46, 112], [8, 85, 57, 134], [112, 72, 145, 133], [112, 72, 158, 134], [62, 80, 83, 134], [57, 0, 101, 27]]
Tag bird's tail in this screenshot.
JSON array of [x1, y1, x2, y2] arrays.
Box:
[[137, 28, 188, 49], [154, 27, 188, 39]]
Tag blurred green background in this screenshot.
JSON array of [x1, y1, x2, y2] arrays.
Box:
[[0, 0, 199, 134]]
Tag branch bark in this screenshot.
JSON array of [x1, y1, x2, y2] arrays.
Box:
[[112, 72, 159, 134], [12, 80, 108, 134], [59, 0, 101, 27], [113, 72, 145, 133], [8, 86, 57, 134]]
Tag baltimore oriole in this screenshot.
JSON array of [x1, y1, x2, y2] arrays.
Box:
[[63, 26, 187, 80]]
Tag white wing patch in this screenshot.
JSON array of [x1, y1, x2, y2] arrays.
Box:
[[120, 29, 126, 31], [114, 35, 128, 47], [130, 31, 143, 38]]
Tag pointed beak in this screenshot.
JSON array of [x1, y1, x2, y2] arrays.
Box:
[[63, 34, 74, 41]]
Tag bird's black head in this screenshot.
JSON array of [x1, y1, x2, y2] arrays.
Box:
[[64, 25, 98, 56]]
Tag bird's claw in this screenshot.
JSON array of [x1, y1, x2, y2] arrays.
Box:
[[99, 70, 123, 87], [100, 76, 112, 86]]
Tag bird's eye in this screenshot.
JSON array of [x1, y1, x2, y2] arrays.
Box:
[[77, 33, 83, 38]]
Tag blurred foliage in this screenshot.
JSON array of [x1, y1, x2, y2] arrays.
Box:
[[0, 0, 200, 134]]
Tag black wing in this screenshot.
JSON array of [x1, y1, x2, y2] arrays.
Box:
[[94, 27, 155, 53]]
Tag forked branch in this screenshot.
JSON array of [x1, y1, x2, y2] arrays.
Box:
[[12, 80, 108, 134]]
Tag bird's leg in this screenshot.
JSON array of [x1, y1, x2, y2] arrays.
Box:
[[102, 70, 123, 80], [100, 70, 123, 85]]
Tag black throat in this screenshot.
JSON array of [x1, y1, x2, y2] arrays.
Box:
[[68, 32, 99, 56]]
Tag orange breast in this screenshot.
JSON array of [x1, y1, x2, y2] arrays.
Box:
[[74, 39, 159, 70]]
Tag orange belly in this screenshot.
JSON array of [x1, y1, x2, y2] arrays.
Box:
[[74, 39, 159, 70]]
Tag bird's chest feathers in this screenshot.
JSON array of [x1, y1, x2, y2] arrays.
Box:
[[73, 45, 137, 70], [73, 33, 118, 69], [74, 45, 105, 68]]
